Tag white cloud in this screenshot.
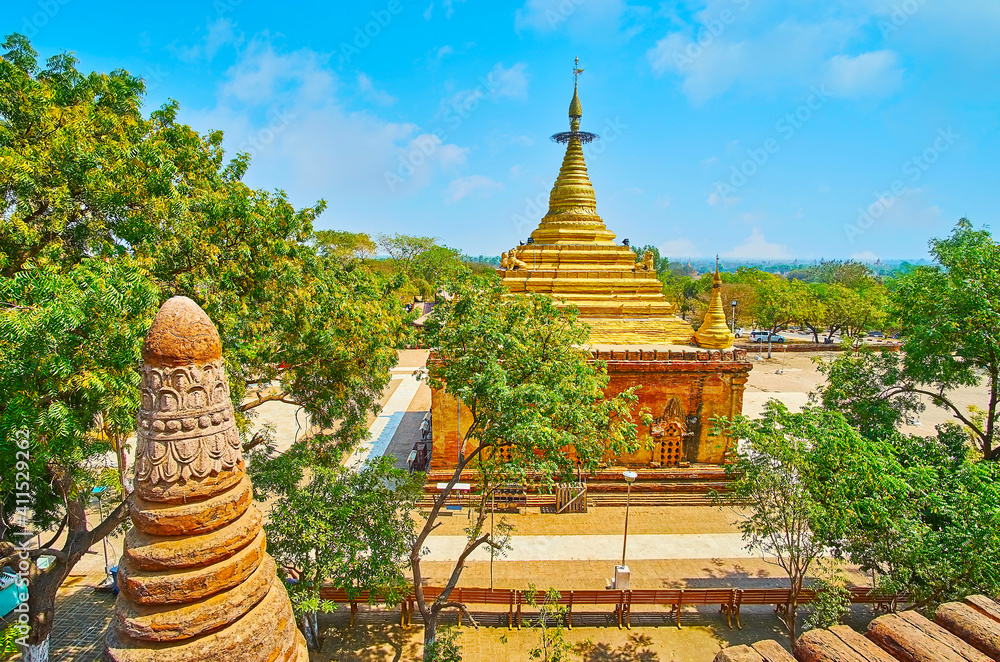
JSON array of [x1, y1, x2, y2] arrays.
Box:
[[824, 50, 903, 98], [169, 17, 242, 63], [851, 251, 880, 262], [436, 45, 454, 60], [357, 73, 397, 106], [648, 19, 850, 103], [515, 0, 648, 36], [656, 194, 671, 208], [708, 187, 739, 207], [220, 36, 335, 105], [488, 62, 530, 100], [647, 16, 907, 103], [183, 35, 467, 200], [660, 238, 699, 258], [737, 211, 766, 224], [725, 227, 791, 259], [444, 175, 504, 202], [438, 62, 530, 119], [424, 0, 466, 19]]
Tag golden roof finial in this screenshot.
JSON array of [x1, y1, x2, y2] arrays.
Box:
[[694, 256, 735, 349], [570, 56, 584, 129], [529, 59, 614, 245]]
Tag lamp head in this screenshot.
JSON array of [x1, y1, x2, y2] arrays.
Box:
[[623, 470, 638, 484]]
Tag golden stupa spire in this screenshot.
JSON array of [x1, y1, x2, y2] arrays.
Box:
[[529, 58, 615, 245], [569, 57, 583, 129], [694, 256, 736, 349], [499, 61, 696, 346]]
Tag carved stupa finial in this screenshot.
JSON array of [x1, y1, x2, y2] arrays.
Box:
[[142, 296, 222, 367], [694, 258, 736, 349], [106, 296, 307, 662]]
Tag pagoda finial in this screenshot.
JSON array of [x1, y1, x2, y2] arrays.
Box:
[[569, 57, 584, 130]]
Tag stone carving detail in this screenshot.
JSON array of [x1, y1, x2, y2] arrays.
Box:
[[105, 296, 306, 662], [134, 360, 242, 489], [650, 398, 688, 467]]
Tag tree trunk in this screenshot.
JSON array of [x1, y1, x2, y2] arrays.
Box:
[[24, 637, 49, 662], [423, 611, 438, 654], [22, 564, 64, 662], [301, 613, 317, 651]]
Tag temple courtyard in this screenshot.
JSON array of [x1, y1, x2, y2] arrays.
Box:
[[32, 348, 988, 661]]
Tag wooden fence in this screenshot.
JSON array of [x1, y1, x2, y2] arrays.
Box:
[[317, 585, 906, 630]]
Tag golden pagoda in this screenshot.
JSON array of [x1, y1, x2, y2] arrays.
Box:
[[498, 61, 695, 346], [694, 258, 736, 349], [428, 62, 753, 477]]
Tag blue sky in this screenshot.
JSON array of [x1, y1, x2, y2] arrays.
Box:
[[6, 0, 999, 260]]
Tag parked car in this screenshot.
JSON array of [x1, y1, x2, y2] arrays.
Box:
[[866, 330, 885, 338], [750, 331, 786, 343]]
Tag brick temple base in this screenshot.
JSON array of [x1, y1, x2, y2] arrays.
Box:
[[429, 346, 752, 473]]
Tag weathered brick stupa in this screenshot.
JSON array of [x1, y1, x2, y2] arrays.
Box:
[[105, 297, 307, 661], [430, 63, 751, 477]]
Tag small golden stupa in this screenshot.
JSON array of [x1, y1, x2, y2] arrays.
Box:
[[694, 258, 736, 349], [499, 60, 696, 346]]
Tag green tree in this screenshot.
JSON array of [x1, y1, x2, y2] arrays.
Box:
[[522, 586, 572, 662], [0, 259, 159, 661], [424, 628, 463, 662], [814, 347, 923, 441], [816, 220, 998, 460], [412, 274, 640, 654], [314, 230, 377, 259], [412, 245, 466, 298], [376, 233, 438, 275], [807, 423, 1000, 607], [0, 35, 405, 658], [714, 403, 846, 642], [891, 219, 999, 460], [265, 457, 421, 650], [804, 562, 853, 631], [751, 274, 799, 334], [794, 284, 826, 343]]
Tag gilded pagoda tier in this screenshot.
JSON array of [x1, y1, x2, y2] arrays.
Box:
[[498, 71, 699, 347]]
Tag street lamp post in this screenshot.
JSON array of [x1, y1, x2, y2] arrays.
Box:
[[619, 471, 638, 573], [731, 299, 738, 334], [91, 486, 109, 573]]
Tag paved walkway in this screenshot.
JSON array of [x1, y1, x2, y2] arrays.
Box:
[[346, 368, 423, 469], [423, 533, 760, 562]]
